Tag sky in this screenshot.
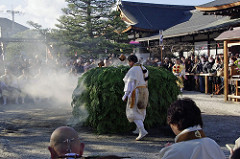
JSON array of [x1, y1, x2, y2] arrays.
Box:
[[0, 0, 214, 29]]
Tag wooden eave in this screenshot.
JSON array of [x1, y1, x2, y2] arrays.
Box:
[[215, 27, 240, 41], [217, 37, 240, 41], [122, 26, 156, 33], [202, 7, 240, 17], [117, 5, 136, 25], [196, 1, 240, 11], [131, 27, 157, 32], [122, 26, 133, 33]]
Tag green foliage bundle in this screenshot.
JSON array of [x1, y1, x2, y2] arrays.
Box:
[[72, 66, 180, 134]]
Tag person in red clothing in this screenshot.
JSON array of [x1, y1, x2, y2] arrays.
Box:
[[172, 58, 185, 92]]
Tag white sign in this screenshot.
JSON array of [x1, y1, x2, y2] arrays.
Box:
[[159, 30, 163, 46]]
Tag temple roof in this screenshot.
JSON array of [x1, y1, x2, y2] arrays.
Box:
[[0, 18, 29, 38], [118, 1, 194, 32], [136, 10, 240, 41], [196, 0, 240, 11], [198, 0, 240, 7], [215, 27, 240, 41]]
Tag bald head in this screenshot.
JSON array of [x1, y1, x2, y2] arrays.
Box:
[[50, 126, 79, 146], [49, 126, 84, 159]]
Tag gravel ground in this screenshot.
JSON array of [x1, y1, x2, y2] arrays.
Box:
[[0, 91, 240, 159]]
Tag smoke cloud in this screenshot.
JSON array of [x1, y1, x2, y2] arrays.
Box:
[[23, 65, 78, 106]]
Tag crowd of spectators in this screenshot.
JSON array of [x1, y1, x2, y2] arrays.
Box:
[[68, 52, 240, 96], [1, 51, 240, 105], [160, 53, 240, 95], [0, 53, 126, 105], [65, 53, 125, 75]]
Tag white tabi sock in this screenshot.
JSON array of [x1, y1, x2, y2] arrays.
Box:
[[3, 96, 7, 105], [134, 120, 148, 141], [134, 120, 144, 129]]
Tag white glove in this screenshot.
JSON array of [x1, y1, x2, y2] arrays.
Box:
[[122, 92, 130, 101]]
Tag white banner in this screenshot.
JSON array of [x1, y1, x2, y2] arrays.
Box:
[[159, 30, 163, 46]]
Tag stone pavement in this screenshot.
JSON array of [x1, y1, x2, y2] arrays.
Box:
[[0, 91, 239, 158]]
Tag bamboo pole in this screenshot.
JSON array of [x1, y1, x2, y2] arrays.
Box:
[[224, 41, 228, 101]]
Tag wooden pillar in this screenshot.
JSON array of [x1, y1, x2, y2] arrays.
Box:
[[215, 41, 218, 55], [205, 75, 209, 94], [224, 41, 229, 101], [207, 33, 210, 57], [236, 80, 239, 102]]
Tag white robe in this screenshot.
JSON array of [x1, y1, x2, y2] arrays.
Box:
[[159, 126, 225, 159], [234, 137, 240, 151], [122, 65, 148, 122]]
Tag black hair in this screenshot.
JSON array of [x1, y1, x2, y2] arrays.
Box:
[[127, 55, 138, 63], [97, 155, 121, 159], [167, 98, 203, 131], [231, 148, 240, 159]]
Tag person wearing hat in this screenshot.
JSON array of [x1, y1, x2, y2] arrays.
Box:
[[122, 55, 149, 141]]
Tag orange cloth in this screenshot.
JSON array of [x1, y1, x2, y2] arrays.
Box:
[[130, 85, 147, 108]]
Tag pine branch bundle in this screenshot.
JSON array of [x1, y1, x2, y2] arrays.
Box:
[[72, 66, 180, 134]]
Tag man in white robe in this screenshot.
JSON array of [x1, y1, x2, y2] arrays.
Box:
[[228, 137, 240, 157], [122, 55, 149, 141], [159, 98, 225, 159], [0, 69, 20, 105], [17, 69, 28, 104], [234, 137, 240, 151]]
